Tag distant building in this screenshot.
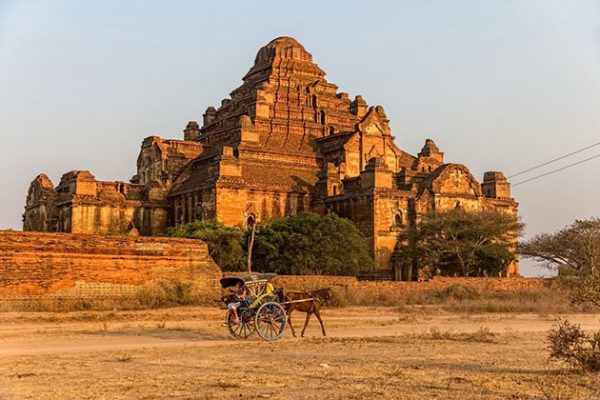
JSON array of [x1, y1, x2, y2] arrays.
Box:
[[23, 37, 518, 276]]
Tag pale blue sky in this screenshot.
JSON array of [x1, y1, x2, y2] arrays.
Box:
[[1, 1, 599, 276]]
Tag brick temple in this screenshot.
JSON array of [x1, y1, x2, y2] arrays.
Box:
[[23, 36, 518, 276]]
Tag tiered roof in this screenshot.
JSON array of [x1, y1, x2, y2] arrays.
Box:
[[199, 36, 365, 155]]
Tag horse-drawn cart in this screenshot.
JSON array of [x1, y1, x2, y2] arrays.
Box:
[[219, 273, 287, 341], [219, 273, 330, 341]]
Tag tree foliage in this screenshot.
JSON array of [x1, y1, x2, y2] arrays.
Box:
[[520, 218, 600, 276], [165, 221, 246, 271], [395, 209, 522, 277], [251, 212, 373, 275], [571, 273, 600, 309], [164, 213, 373, 275]]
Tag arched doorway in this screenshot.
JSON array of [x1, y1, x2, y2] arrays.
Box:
[[247, 214, 256, 230], [394, 212, 403, 228]]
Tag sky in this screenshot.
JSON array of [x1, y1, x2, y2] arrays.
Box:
[[1, 0, 599, 277]]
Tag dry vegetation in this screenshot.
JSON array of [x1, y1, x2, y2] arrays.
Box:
[[0, 280, 206, 313], [1, 281, 591, 316], [327, 283, 587, 314], [1, 306, 599, 399], [1, 281, 599, 399]]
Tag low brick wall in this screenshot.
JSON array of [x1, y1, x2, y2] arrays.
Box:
[[0, 231, 221, 301], [273, 275, 560, 292]]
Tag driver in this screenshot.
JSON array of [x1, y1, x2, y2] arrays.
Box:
[[227, 284, 256, 324]]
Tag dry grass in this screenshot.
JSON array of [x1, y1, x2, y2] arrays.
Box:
[[327, 283, 588, 314], [0, 279, 209, 313], [1, 307, 599, 399], [115, 354, 133, 363], [0, 281, 591, 315], [424, 326, 499, 343]]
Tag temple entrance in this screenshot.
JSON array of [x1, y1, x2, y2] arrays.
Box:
[[246, 214, 256, 230]]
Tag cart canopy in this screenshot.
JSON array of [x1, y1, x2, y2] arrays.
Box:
[[219, 273, 276, 289]]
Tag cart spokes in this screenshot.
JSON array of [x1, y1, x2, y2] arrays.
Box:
[[227, 310, 255, 339], [255, 302, 287, 341]]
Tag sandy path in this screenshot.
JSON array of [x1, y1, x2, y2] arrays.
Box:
[[0, 338, 233, 356], [1, 308, 598, 357]]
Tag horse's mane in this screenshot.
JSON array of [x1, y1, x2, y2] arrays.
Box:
[[309, 288, 332, 303]]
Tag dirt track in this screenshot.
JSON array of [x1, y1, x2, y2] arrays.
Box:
[[1, 307, 599, 399]]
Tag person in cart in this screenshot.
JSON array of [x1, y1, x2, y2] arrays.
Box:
[[219, 273, 287, 341], [227, 283, 256, 324]]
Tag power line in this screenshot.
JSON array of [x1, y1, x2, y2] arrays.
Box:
[[512, 153, 600, 187], [508, 141, 600, 178]]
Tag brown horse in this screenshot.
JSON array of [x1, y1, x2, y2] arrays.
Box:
[[277, 288, 331, 337]]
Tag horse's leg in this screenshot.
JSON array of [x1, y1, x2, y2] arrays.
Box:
[[314, 306, 326, 337], [287, 307, 297, 337], [300, 311, 312, 337], [284, 298, 297, 337]]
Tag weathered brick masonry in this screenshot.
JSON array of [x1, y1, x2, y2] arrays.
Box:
[[23, 36, 518, 277], [0, 231, 221, 300]]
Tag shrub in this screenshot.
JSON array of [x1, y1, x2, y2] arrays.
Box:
[[426, 326, 498, 343], [165, 221, 246, 271], [252, 212, 373, 275], [437, 284, 482, 301], [165, 213, 373, 275], [547, 320, 600, 372], [135, 280, 197, 308]]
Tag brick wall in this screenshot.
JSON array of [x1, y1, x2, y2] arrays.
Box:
[[0, 231, 221, 301]]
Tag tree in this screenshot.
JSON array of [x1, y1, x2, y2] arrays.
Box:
[[528, 218, 600, 372], [520, 218, 600, 276], [164, 213, 373, 276], [571, 273, 600, 309], [251, 212, 373, 276], [165, 221, 246, 271], [395, 209, 522, 278], [246, 219, 258, 273]]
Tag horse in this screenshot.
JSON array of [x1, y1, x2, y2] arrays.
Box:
[[276, 288, 331, 337]]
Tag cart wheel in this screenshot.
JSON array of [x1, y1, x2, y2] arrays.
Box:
[[227, 310, 255, 339], [254, 302, 287, 341]]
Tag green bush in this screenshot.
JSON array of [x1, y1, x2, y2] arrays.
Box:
[[165, 221, 246, 271], [251, 212, 373, 275], [166, 213, 373, 276]]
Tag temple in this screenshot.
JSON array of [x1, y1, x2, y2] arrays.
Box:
[[23, 37, 519, 277]]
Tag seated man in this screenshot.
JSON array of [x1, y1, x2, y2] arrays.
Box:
[[227, 284, 256, 324]]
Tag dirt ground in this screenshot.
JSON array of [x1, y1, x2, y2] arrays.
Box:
[[0, 306, 599, 400]]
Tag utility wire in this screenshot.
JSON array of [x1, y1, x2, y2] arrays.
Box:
[[508, 141, 600, 178], [512, 153, 600, 187]]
